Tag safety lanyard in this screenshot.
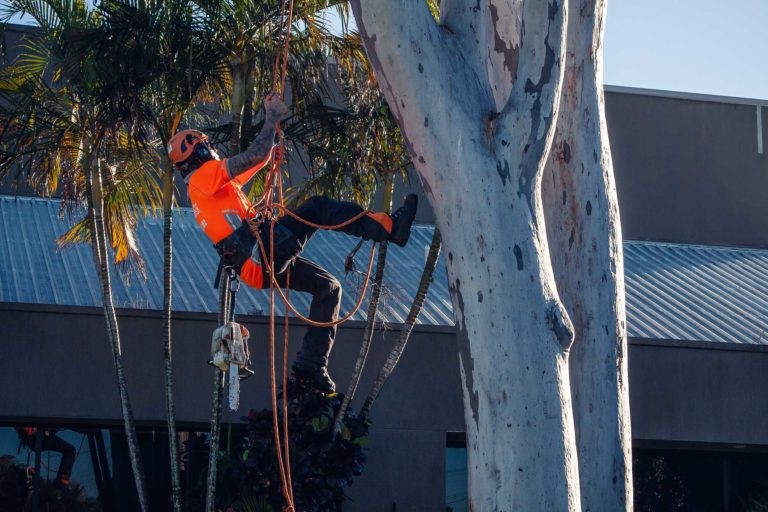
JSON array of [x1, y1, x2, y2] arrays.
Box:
[[227, 268, 239, 324]]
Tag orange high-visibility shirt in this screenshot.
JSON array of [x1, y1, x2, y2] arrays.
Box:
[[186, 158, 267, 288]]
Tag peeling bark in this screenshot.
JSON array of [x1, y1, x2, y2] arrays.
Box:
[[352, 1, 586, 510], [354, 0, 631, 510], [542, 1, 632, 510]]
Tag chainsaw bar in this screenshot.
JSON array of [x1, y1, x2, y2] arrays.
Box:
[[228, 362, 240, 410]]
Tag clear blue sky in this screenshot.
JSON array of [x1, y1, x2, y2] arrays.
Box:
[[604, 0, 768, 100], [4, 0, 767, 100]]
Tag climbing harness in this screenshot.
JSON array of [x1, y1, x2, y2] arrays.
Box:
[[205, 0, 386, 509]]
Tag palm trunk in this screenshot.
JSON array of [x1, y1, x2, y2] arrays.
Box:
[[88, 157, 150, 512], [241, 70, 257, 149], [229, 60, 250, 155], [361, 227, 442, 419], [206, 273, 229, 512], [205, 371, 225, 512], [162, 158, 182, 512], [333, 177, 394, 432]]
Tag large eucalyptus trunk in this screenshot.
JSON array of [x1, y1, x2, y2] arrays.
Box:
[[542, 1, 632, 509], [87, 157, 150, 512], [351, 0, 629, 509], [161, 157, 182, 512]]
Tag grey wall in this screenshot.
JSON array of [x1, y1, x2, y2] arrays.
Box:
[[0, 304, 463, 511], [629, 339, 768, 446], [606, 89, 768, 249], [4, 304, 768, 509], [0, 305, 463, 426]]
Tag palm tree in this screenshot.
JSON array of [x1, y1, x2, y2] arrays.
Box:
[[94, 3, 228, 509], [193, 0, 354, 149], [0, 2, 168, 509], [332, 175, 392, 434]]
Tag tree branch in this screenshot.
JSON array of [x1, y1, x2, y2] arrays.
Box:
[[350, 0, 489, 187], [541, 0, 633, 509], [441, 0, 524, 112], [495, 0, 567, 207]]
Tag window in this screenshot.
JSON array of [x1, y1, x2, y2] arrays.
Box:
[[446, 432, 467, 512], [0, 424, 234, 511]]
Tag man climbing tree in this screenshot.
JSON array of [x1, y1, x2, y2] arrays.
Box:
[[168, 93, 418, 393]]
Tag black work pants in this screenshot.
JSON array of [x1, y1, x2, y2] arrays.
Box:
[[257, 196, 389, 366]]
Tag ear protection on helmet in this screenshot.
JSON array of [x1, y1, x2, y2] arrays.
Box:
[[167, 129, 209, 167]]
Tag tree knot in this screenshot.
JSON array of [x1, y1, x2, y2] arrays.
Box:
[[545, 299, 574, 350]]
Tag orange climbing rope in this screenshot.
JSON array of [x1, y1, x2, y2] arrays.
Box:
[[266, 1, 297, 510], [251, 222, 377, 327], [251, 0, 382, 509]]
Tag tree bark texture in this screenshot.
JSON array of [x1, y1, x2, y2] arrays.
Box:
[[334, 177, 394, 433], [351, 0, 630, 510], [542, 1, 632, 510], [229, 59, 254, 156], [162, 159, 182, 512], [89, 159, 150, 512], [206, 273, 230, 512], [361, 227, 442, 419]]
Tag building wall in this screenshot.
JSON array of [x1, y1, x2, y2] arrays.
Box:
[[629, 339, 768, 447], [0, 304, 464, 510], [3, 304, 768, 509], [606, 88, 768, 249]]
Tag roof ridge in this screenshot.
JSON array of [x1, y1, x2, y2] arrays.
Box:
[[626, 239, 768, 255]]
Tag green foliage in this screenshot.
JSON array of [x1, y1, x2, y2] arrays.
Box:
[[284, 37, 411, 208], [0, 455, 102, 512], [217, 378, 370, 512], [633, 455, 687, 512], [234, 495, 274, 512], [745, 495, 768, 512], [0, 0, 167, 275]]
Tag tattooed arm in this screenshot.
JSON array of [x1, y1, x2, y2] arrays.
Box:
[[225, 93, 290, 180]]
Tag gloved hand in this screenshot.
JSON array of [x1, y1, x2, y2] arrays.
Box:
[[264, 92, 289, 121]]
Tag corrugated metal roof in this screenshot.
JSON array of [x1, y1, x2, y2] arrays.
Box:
[[623, 241, 768, 344], [0, 195, 453, 326], [2, 195, 768, 344]]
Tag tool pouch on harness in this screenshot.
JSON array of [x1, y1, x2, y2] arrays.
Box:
[[214, 220, 257, 288]]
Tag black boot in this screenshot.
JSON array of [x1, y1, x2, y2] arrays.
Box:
[[389, 194, 419, 247], [292, 361, 336, 394]]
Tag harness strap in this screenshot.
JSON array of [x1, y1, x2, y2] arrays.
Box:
[[214, 221, 258, 278], [228, 270, 239, 323], [213, 259, 225, 290]]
